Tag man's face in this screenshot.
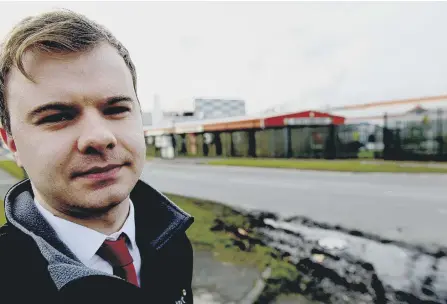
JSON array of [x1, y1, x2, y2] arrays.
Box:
[[2, 42, 146, 216]]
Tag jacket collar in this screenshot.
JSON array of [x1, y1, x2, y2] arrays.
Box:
[[3, 178, 194, 290], [5, 178, 194, 252], [130, 179, 194, 250]]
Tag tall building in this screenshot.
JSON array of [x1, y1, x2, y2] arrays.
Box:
[[193, 98, 246, 119], [152, 94, 163, 126], [141, 112, 152, 126]]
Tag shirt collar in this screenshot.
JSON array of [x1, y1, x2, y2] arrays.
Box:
[[106, 201, 137, 248], [33, 198, 137, 266]]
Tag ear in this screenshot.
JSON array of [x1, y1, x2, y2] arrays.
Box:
[[0, 127, 22, 167], [0, 127, 16, 152]]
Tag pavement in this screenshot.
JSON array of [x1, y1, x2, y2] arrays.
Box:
[[360, 160, 447, 168], [141, 159, 447, 248], [192, 251, 264, 304]]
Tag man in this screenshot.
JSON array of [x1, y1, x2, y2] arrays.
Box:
[[0, 9, 194, 304]]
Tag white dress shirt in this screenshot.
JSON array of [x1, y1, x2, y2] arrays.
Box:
[[34, 198, 142, 286]]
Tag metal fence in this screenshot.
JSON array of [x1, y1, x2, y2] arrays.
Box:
[[381, 108, 447, 161]]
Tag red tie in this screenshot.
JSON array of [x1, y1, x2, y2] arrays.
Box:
[[96, 233, 139, 287]]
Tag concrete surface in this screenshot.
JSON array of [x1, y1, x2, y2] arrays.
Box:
[[141, 160, 447, 248], [274, 295, 320, 304], [193, 251, 262, 303]]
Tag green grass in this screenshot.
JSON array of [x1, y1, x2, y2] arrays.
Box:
[[206, 158, 447, 173], [166, 193, 273, 270], [0, 160, 24, 227], [0, 160, 26, 179], [357, 150, 375, 159], [0, 200, 4, 226], [166, 193, 306, 302]]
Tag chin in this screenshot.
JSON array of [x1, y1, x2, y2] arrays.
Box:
[[68, 199, 123, 219], [92, 180, 133, 199], [71, 188, 130, 217], [93, 190, 129, 207]]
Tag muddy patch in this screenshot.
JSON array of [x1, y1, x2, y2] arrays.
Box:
[[214, 210, 447, 303]]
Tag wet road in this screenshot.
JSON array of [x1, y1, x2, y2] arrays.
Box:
[[141, 161, 447, 248]]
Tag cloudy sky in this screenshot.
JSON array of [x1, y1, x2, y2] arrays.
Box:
[[1, 1, 446, 115]]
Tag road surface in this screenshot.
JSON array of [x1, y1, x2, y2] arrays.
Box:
[[141, 161, 447, 248]]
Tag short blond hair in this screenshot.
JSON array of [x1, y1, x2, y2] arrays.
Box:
[[0, 9, 138, 135]]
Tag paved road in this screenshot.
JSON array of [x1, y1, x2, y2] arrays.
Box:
[[141, 161, 447, 248]]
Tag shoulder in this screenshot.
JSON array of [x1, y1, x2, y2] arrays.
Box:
[[164, 231, 194, 257], [157, 231, 194, 276], [0, 223, 21, 254], [151, 232, 194, 301], [0, 224, 31, 299], [0, 223, 58, 301], [0, 222, 33, 246], [0, 223, 48, 274], [0, 223, 36, 269]]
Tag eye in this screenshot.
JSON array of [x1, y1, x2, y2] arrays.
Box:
[[104, 107, 131, 115], [39, 112, 74, 124]]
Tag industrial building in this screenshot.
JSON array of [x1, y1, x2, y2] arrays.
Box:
[[144, 110, 352, 159], [144, 94, 447, 161]]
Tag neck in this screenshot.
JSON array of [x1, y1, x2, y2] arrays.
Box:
[[33, 190, 130, 236], [63, 199, 131, 235]]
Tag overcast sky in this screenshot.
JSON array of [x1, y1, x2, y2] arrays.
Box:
[[1, 1, 446, 114]]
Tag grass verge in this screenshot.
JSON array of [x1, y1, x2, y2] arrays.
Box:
[[166, 193, 273, 270], [166, 193, 310, 303], [0, 160, 26, 179], [0, 200, 4, 226], [206, 158, 447, 173], [357, 150, 375, 159], [0, 160, 23, 226]]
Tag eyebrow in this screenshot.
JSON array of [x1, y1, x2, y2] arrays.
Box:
[[27, 95, 134, 121]]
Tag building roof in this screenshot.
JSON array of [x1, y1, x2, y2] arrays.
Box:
[[332, 94, 447, 124], [144, 110, 345, 136]]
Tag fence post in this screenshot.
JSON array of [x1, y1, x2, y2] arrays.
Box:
[[214, 132, 222, 156], [171, 134, 177, 157], [202, 134, 209, 156], [438, 108, 444, 158], [248, 130, 256, 158], [382, 113, 389, 160], [285, 127, 292, 158], [324, 123, 336, 159], [395, 121, 402, 160], [230, 132, 236, 157]]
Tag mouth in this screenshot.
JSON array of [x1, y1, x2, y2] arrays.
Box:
[[73, 162, 130, 179]]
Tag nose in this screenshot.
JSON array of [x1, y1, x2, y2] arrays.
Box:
[[77, 113, 118, 154]]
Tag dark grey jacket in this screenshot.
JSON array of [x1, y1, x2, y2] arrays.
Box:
[[0, 179, 195, 304]]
